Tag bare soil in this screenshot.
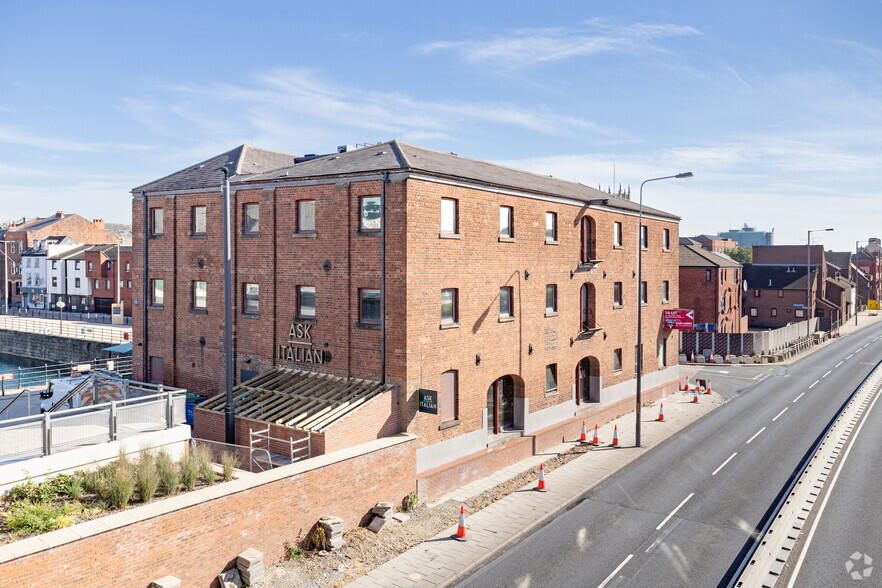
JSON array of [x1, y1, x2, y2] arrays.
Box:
[[254, 442, 596, 588]]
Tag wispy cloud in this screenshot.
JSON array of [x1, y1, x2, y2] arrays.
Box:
[[0, 125, 155, 153], [417, 21, 700, 67]]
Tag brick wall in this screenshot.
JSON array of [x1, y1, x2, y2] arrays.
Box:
[[679, 266, 744, 333], [0, 436, 416, 588]]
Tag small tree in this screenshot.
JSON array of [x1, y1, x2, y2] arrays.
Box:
[[727, 245, 752, 264]]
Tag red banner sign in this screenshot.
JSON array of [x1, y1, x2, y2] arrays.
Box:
[[663, 309, 695, 330]]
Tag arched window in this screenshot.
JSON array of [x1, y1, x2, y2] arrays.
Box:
[[580, 216, 596, 263]]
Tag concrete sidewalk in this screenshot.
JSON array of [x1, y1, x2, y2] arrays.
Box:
[[345, 390, 723, 588]]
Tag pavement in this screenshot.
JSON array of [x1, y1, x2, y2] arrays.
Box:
[[344, 311, 882, 588]]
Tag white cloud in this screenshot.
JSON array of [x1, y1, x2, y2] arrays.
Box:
[[417, 21, 700, 67], [0, 125, 155, 153]]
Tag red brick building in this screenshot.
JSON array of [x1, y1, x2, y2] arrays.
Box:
[[2, 213, 121, 308], [854, 241, 881, 304], [84, 245, 134, 316], [678, 244, 745, 333], [741, 265, 817, 328], [132, 142, 682, 475]]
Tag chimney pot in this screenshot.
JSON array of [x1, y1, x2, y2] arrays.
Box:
[[55, 211, 63, 218]]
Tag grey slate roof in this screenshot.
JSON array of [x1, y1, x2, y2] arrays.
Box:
[[825, 250, 852, 271], [132, 145, 299, 193], [742, 264, 814, 290], [679, 244, 741, 268]]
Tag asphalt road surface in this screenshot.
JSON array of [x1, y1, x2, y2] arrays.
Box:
[[458, 324, 882, 588]]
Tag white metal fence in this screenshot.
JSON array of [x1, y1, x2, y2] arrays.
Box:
[[0, 357, 133, 391], [0, 315, 131, 344]]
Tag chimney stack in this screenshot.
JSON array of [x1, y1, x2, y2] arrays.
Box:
[[55, 211, 63, 218]]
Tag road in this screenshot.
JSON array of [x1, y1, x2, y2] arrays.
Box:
[[458, 324, 882, 588], [779, 339, 882, 587]]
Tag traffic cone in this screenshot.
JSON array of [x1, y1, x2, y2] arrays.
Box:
[[454, 505, 467, 541], [690, 351, 695, 363], [579, 421, 587, 443], [725, 354, 730, 364], [611, 425, 620, 447], [692, 388, 699, 403], [680, 376, 688, 391], [658, 403, 665, 422], [705, 379, 712, 395], [535, 463, 547, 492], [591, 424, 600, 445]]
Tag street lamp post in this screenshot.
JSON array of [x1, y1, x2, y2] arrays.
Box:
[[806, 228, 834, 329], [56, 300, 65, 335], [636, 172, 693, 448], [0, 240, 8, 315], [220, 166, 235, 444]]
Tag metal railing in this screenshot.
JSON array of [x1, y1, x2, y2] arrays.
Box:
[[0, 384, 186, 465], [249, 427, 311, 471], [0, 315, 130, 344], [0, 357, 133, 392], [2, 307, 133, 326]]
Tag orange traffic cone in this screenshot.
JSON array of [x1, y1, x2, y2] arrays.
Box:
[[535, 463, 547, 492], [705, 379, 712, 395], [658, 403, 665, 421], [579, 421, 587, 443], [690, 351, 695, 363], [591, 424, 600, 445], [611, 425, 620, 447], [680, 377, 688, 391], [725, 354, 731, 364], [455, 505, 467, 541], [692, 389, 699, 403]]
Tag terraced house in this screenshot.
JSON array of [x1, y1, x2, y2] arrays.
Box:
[[131, 141, 682, 496]]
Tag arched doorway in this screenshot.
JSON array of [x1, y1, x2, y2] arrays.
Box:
[[487, 375, 516, 435], [575, 357, 600, 404]]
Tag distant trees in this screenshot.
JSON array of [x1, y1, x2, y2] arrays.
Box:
[[727, 245, 752, 264]]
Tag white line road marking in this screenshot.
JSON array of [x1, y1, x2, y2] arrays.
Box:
[[809, 381, 819, 389], [712, 453, 738, 476], [598, 554, 634, 588], [823, 371, 832, 378], [747, 427, 766, 444], [656, 493, 695, 530], [717, 370, 730, 374], [864, 343, 870, 348], [786, 373, 882, 588], [856, 349, 862, 354], [848, 354, 854, 359], [793, 392, 805, 403], [836, 361, 843, 367], [773, 407, 789, 421]]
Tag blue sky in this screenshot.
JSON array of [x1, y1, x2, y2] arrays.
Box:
[[2, 1, 880, 251]]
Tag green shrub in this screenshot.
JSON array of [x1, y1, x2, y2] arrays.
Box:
[[8, 478, 57, 504], [197, 452, 216, 486], [284, 539, 305, 560], [156, 450, 180, 496], [4, 500, 91, 536], [108, 465, 135, 509], [179, 453, 200, 491], [135, 456, 160, 503], [221, 450, 239, 482], [68, 473, 85, 501]]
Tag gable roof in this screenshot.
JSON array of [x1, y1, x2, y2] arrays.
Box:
[[742, 264, 815, 290], [132, 145, 299, 193], [679, 244, 741, 268], [825, 250, 852, 271]]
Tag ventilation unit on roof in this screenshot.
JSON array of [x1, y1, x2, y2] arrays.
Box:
[[337, 145, 354, 153]]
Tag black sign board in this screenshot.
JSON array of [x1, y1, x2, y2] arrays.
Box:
[[418, 388, 438, 414]]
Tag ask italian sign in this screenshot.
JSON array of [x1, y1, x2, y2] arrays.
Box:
[[663, 309, 695, 330], [418, 389, 438, 414]]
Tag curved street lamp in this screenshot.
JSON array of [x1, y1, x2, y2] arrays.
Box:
[[636, 172, 693, 448]]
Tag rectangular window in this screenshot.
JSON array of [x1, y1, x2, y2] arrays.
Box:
[[614, 222, 623, 247], [193, 281, 207, 309], [88, 261, 93, 272], [771, 307, 777, 317], [706, 269, 712, 282], [298, 286, 316, 318], [613, 348, 623, 372], [614, 282, 623, 306], [119, 280, 123, 290], [74, 278, 81, 288], [441, 198, 458, 234], [26, 258, 31, 268], [545, 212, 557, 241], [105, 280, 110, 290], [150, 208, 164, 235], [243, 283, 259, 314], [441, 288, 458, 324], [93, 279, 99, 289], [777, 290, 784, 298], [9, 242, 14, 254], [297, 200, 316, 233], [499, 206, 513, 238], [754, 289, 761, 297], [440, 370, 458, 422], [499, 286, 513, 318], [127, 280, 132, 289], [545, 364, 558, 393], [192, 206, 207, 235], [151, 279, 164, 306], [658, 338, 667, 368], [750, 307, 758, 317], [662, 281, 670, 302], [663, 228, 670, 250], [244, 203, 260, 234], [360, 289, 381, 324], [74, 261, 80, 270], [125, 261, 130, 273], [360, 196, 381, 231], [640, 281, 648, 304], [545, 284, 557, 313], [734, 269, 738, 284], [640, 225, 648, 249], [52, 261, 57, 270], [26, 275, 31, 286], [52, 277, 57, 288], [106, 261, 112, 270]]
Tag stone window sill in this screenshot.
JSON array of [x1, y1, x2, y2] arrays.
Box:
[[439, 419, 460, 431], [545, 389, 559, 398], [439, 232, 462, 240], [545, 239, 559, 246], [498, 316, 515, 323], [147, 304, 163, 310], [239, 313, 261, 320], [148, 235, 164, 240], [498, 236, 515, 243], [296, 317, 318, 324], [355, 230, 380, 237], [241, 233, 261, 239], [189, 308, 207, 314], [439, 322, 460, 330], [545, 311, 559, 317], [355, 321, 380, 330], [292, 232, 317, 239], [189, 234, 207, 239], [613, 245, 623, 250], [613, 304, 624, 310]]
